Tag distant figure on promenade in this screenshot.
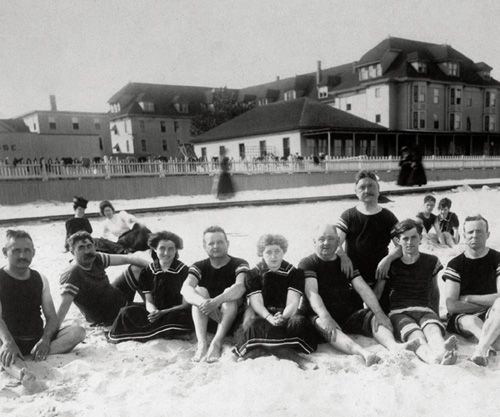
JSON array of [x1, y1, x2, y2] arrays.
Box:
[[397, 146, 412, 186], [0, 230, 85, 391], [64, 196, 92, 250], [215, 150, 236, 200], [408, 146, 427, 186]]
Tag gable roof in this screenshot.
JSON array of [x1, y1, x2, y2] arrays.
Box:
[[191, 97, 386, 143], [108, 82, 213, 119], [0, 119, 30, 133]]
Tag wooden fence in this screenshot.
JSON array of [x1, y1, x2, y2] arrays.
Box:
[[1, 155, 500, 180]]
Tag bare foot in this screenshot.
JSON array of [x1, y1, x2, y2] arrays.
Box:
[[20, 368, 47, 394], [205, 342, 222, 363], [469, 356, 488, 367], [192, 343, 208, 363], [299, 360, 318, 371], [440, 350, 457, 365], [443, 336, 458, 352], [364, 353, 382, 367], [401, 339, 421, 353]]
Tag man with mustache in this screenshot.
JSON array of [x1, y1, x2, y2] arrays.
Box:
[[443, 215, 500, 366], [1, 230, 85, 389], [58, 231, 149, 326], [335, 170, 399, 313]]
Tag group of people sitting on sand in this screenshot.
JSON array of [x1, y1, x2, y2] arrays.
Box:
[[2, 170, 500, 390]]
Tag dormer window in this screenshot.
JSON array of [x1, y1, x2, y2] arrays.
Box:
[[110, 103, 121, 113], [284, 90, 296, 101], [411, 61, 427, 74], [139, 101, 155, 112], [318, 86, 328, 99], [174, 103, 189, 114], [359, 64, 382, 81], [258, 98, 268, 106], [443, 62, 460, 77]]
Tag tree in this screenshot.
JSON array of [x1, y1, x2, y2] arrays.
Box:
[[190, 87, 255, 136]]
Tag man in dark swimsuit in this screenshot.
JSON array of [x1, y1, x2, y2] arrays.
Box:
[[181, 226, 249, 363], [0, 230, 85, 387]]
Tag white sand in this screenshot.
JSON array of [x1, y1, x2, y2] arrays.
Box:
[[1, 179, 500, 417]]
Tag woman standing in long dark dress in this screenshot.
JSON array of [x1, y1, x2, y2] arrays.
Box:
[[108, 231, 192, 343], [216, 153, 235, 200], [408, 147, 427, 186], [234, 234, 317, 370], [397, 147, 412, 186]]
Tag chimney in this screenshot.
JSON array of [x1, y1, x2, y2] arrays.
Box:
[[316, 60, 322, 84], [49, 95, 57, 111]]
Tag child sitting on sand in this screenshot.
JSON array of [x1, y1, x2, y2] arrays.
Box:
[[379, 219, 458, 365], [415, 195, 444, 246], [437, 198, 460, 248]]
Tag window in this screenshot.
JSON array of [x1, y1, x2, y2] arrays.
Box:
[[433, 114, 439, 129], [450, 87, 462, 105], [94, 119, 101, 130], [486, 91, 497, 108], [258, 98, 268, 106], [346, 103, 351, 111], [160, 121, 166, 132], [359, 64, 381, 80], [467, 116, 472, 131], [139, 120, 145, 133], [413, 84, 426, 103], [485, 115, 496, 132], [375, 114, 381, 123], [126, 141, 130, 152], [450, 113, 461, 130], [174, 121, 179, 133], [411, 61, 427, 73], [283, 137, 290, 158], [110, 103, 121, 113], [447, 62, 459, 76], [318, 86, 328, 99], [219, 146, 225, 156], [72, 117, 79, 130], [239, 143, 246, 159], [466, 91, 473, 106], [99, 137, 103, 150], [412, 111, 426, 129], [49, 117, 57, 130], [162, 140, 168, 151], [141, 139, 147, 152], [374, 88, 381, 98], [139, 101, 155, 112], [201, 148, 207, 159], [359, 67, 368, 81], [284, 91, 296, 101], [433, 89, 439, 104]]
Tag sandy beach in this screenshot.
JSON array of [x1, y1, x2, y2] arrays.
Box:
[[1, 179, 500, 417]]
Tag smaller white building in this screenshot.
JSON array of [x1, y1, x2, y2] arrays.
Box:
[[191, 98, 387, 160]]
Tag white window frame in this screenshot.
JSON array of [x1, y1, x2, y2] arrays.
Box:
[[318, 86, 328, 99]]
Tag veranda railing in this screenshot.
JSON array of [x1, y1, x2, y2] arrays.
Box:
[[1, 155, 500, 180]]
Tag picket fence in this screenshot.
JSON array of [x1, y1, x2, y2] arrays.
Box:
[[0, 155, 499, 180]]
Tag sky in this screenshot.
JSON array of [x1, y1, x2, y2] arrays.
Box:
[[1, 0, 499, 118]]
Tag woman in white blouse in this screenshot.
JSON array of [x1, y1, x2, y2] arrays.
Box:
[[99, 200, 138, 241]]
